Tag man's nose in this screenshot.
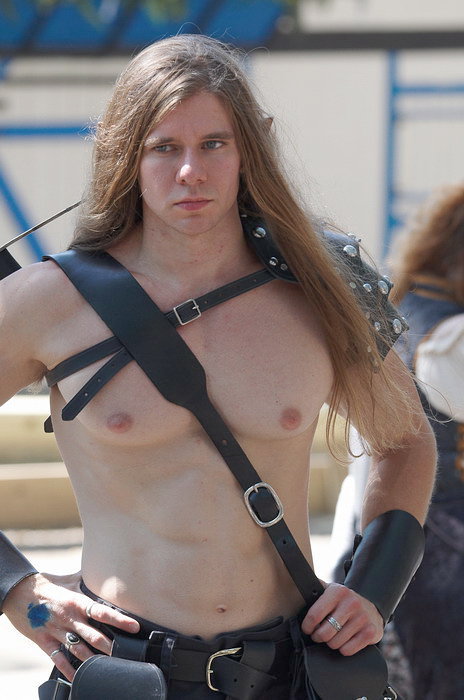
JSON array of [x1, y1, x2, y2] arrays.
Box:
[[176, 153, 207, 184]]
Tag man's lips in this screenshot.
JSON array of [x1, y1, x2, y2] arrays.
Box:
[[174, 198, 212, 211]]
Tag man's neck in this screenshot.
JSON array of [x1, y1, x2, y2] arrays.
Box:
[[113, 216, 260, 297]]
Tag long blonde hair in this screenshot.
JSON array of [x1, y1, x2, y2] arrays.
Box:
[[72, 34, 414, 457]]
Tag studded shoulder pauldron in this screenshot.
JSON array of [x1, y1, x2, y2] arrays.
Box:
[[242, 216, 407, 358], [43, 218, 406, 431]]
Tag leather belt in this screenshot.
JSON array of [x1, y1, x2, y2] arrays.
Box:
[[109, 629, 293, 697]]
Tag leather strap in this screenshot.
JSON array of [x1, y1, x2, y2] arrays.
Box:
[[61, 347, 132, 421], [46, 337, 123, 387], [110, 630, 286, 698], [46, 249, 325, 607], [43, 267, 273, 426], [165, 268, 273, 326], [45, 268, 272, 388]]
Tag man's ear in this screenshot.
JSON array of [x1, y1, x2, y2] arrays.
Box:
[[263, 116, 274, 131]]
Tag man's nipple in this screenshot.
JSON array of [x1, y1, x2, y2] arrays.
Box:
[[107, 412, 133, 433], [279, 407, 302, 431]]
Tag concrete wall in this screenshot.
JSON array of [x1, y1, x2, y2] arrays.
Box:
[[299, 0, 464, 31]]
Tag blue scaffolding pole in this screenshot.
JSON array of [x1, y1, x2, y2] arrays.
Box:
[[382, 51, 464, 257], [0, 123, 89, 260]]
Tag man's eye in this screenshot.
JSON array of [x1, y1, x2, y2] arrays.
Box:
[[153, 144, 174, 153], [203, 140, 223, 150]]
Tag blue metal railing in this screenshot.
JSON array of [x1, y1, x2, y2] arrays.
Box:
[[382, 51, 464, 257]]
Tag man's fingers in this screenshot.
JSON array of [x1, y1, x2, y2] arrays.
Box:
[[44, 642, 76, 683], [73, 620, 113, 655], [82, 598, 140, 633], [337, 627, 378, 656], [301, 582, 347, 634], [310, 614, 348, 644]]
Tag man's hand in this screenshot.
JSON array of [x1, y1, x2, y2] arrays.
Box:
[[2, 571, 140, 681], [301, 582, 383, 655]]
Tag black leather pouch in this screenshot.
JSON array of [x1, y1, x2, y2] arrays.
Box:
[[290, 616, 396, 700], [303, 643, 390, 700], [69, 655, 167, 700]]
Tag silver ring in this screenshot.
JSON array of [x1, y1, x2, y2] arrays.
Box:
[[86, 601, 96, 619], [326, 615, 343, 632], [65, 631, 81, 646], [50, 648, 62, 659]]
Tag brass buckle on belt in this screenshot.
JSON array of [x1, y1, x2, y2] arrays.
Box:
[[206, 646, 242, 692]]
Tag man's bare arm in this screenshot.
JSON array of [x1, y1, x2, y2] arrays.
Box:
[[303, 349, 436, 654], [358, 349, 436, 527], [0, 263, 141, 681]]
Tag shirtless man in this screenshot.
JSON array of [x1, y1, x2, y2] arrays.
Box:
[[0, 35, 436, 699]]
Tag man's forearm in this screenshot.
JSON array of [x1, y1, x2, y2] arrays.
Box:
[[362, 423, 437, 529], [0, 531, 38, 613]]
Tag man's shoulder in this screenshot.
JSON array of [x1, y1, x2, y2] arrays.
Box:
[[0, 257, 82, 318]]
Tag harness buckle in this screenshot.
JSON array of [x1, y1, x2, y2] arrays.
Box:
[[173, 298, 201, 325], [206, 646, 242, 691], [244, 482, 285, 528], [51, 678, 72, 700]]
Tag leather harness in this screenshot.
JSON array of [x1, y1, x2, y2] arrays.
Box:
[[39, 218, 403, 699]]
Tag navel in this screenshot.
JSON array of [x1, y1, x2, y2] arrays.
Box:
[[216, 605, 227, 614], [107, 412, 133, 433], [280, 407, 302, 431]]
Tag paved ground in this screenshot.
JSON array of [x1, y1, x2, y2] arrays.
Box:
[[0, 517, 334, 699]]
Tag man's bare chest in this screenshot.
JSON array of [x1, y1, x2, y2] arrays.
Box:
[[46, 279, 333, 446]]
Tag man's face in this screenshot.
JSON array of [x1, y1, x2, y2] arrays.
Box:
[[138, 91, 241, 238]]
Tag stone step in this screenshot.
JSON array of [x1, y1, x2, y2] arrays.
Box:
[[0, 394, 60, 463], [0, 462, 80, 529]]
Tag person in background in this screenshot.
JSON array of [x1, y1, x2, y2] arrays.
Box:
[[387, 184, 464, 700], [330, 184, 464, 699]]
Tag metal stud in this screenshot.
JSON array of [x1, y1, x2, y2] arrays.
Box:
[[374, 321, 381, 331], [343, 244, 358, 257], [378, 279, 389, 295], [253, 226, 267, 238], [269, 257, 278, 266], [363, 283, 372, 292], [280, 263, 288, 271], [349, 281, 357, 288], [392, 318, 403, 334]]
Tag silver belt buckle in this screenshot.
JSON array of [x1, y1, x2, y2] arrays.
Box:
[[244, 482, 284, 528], [52, 678, 72, 699], [206, 646, 242, 691], [173, 298, 201, 325]]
